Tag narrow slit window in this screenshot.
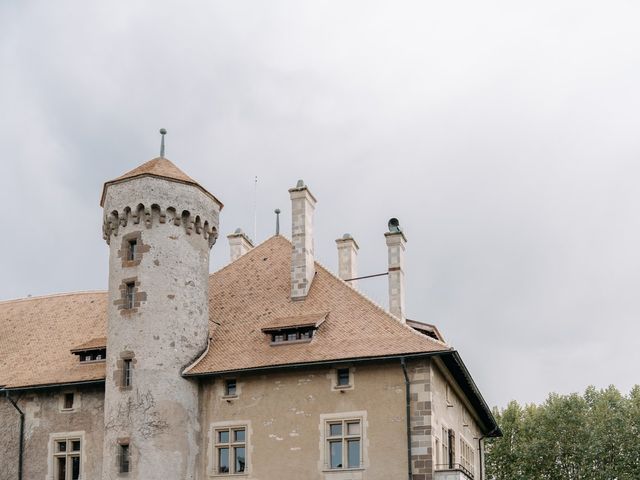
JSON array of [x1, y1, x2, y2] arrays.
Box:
[[127, 239, 137, 261], [123, 359, 132, 388], [125, 282, 135, 310], [119, 443, 130, 473]]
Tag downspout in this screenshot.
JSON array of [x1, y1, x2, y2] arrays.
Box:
[[4, 390, 24, 480], [478, 428, 499, 480], [400, 358, 412, 480]]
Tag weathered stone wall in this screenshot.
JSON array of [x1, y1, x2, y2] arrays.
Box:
[[102, 176, 220, 480], [0, 385, 104, 480], [0, 397, 20, 480], [198, 362, 409, 480]]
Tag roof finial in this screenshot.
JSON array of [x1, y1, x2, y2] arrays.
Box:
[[159, 128, 167, 158], [274, 208, 281, 235]]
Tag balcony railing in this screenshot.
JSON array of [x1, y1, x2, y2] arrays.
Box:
[[434, 463, 474, 480]]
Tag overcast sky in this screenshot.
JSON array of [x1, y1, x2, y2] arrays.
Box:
[[1, 1, 639, 408]]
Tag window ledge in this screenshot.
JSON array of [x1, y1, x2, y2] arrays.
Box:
[[208, 473, 249, 478], [322, 468, 365, 473], [222, 394, 238, 400], [333, 385, 353, 390]]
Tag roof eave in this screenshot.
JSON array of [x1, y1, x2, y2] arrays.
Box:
[[182, 349, 452, 378], [0, 378, 106, 393]]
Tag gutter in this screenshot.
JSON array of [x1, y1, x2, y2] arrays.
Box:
[[183, 350, 447, 378], [400, 357, 412, 480], [3, 390, 24, 480]]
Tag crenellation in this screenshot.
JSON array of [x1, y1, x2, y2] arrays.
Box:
[[103, 203, 218, 246]]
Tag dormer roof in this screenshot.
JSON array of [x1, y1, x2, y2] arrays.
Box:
[[100, 157, 223, 208]]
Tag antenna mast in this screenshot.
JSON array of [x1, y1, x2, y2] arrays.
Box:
[[253, 175, 258, 242]]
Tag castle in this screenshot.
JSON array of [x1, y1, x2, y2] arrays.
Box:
[[0, 152, 500, 480]]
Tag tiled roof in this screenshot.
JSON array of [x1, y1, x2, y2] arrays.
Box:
[[99, 157, 223, 208], [0, 236, 449, 389], [0, 292, 107, 389], [185, 236, 449, 375]]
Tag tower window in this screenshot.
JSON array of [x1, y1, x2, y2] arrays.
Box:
[[225, 379, 237, 396], [127, 239, 137, 261], [123, 359, 132, 388], [63, 393, 74, 410], [125, 282, 135, 310], [119, 443, 130, 473]]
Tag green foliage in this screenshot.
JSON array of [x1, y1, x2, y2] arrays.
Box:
[[485, 386, 640, 480]]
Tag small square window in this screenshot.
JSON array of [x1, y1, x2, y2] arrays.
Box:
[[63, 393, 74, 410], [225, 379, 237, 396], [337, 368, 350, 387], [234, 429, 245, 442], [218, 430, 229, 443]]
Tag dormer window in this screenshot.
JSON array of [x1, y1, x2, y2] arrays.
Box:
[[261, 312, 328, 346], [70, 338, 107, 364], [270, 327, 315, 344]]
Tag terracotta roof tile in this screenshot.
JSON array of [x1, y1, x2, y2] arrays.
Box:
[[99, 157, 223, 208], [261, 312, 328, 331], [0, 236, 449, 389], [0, 292, 107, 389]]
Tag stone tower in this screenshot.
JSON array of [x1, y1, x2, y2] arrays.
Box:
[[100, 156, 222, 479]]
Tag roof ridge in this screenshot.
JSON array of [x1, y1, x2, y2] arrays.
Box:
[[0, 290, 107, 305], [311, 257, 451, 349], [209, 234, 289, 277]]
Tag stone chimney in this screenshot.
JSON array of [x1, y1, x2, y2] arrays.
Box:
[[289, 179, 316, 300], [227, 228, 254, 261], [335, 233, 359, 287], [385, 218, 407, 322]]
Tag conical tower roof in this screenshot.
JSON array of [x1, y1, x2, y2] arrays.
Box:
[[100, 157, 223, 208]]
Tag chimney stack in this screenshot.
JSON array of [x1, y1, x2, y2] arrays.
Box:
[[385, 218, 406, 322], [289, 179, 316, 300], [336, 233, 359, 287], [227, 228, 254, 261]]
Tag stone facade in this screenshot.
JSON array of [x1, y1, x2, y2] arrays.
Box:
[[227, 229, 254, 261]]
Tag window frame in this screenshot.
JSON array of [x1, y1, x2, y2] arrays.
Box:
[[212, 425, 248, 475], [49, 433, 84, 480], [320, 411, 367, 472], [125, 282, 136, 310], [127, 239, 138, 262], [123, 359, 132, 388]]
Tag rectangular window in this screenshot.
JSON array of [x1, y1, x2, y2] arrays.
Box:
[[63, 393, 74, 410], [53, 438, 81, 480], [119, 443, 130, 473], [270, 328, 314, 343], [326, 419, 361, 470], [225, 379, 237, 396], [215, 427, 247, 474], [460, 438, 475, 475], [123, 359, 132, 388], [127, 239, 137, 261], [125, 282, 135, 309], [337, 368, 350, 387], [442, 427, 449, 467]]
